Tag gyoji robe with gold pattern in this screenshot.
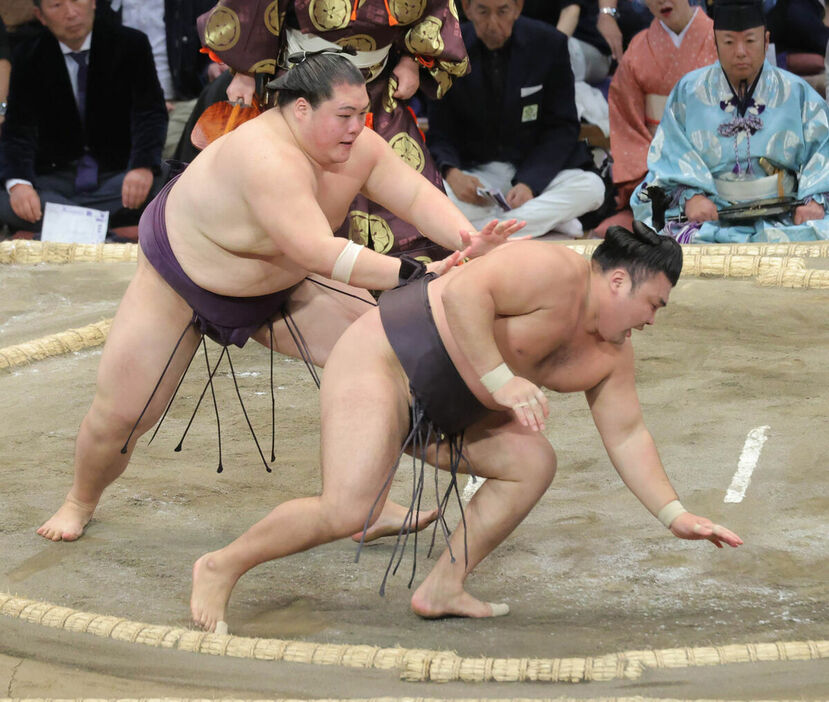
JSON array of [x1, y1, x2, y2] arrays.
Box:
[[608, 9, 716, 207], [198, 0, 469, 260]]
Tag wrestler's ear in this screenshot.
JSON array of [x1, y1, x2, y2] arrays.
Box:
[[608, 268, 629, 294], [293, 97, 312, 121]]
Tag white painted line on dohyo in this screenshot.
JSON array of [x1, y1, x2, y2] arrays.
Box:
[[725, 425, 770, 504]]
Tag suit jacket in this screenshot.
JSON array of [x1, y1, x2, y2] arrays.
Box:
[[426, 17, 590, 196], [96, 0, 216, 100], [1, 20, 167, 184], [522, 0, 610, 55], [767, 0, 829, 54]]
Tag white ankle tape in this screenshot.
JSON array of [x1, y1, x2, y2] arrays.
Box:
[[657, 499, 687, 528], [331, 240, 364, 284], [480, 362, 514, 394]]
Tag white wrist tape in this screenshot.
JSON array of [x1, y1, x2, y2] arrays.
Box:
[[657, 500, 687, 529], [331, 240, 364, 284], [480, 362, 514, 394]]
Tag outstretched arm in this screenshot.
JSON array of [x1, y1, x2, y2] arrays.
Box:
[[361, 130, 523, 256], [587, 351, 743, 548], [243, 146, 435, 291]]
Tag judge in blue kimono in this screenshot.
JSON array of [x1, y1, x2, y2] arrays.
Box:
[[631, 0, 829, 243]]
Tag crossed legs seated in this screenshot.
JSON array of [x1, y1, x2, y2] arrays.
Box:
[[190, 310, 557, 630], [36, 251, 394, 542]]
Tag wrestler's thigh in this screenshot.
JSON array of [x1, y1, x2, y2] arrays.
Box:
[[93, 252, 201, 419], [431, 412, 557, 484], [252, 275, 376, 367], [317, 311, 410, 514]]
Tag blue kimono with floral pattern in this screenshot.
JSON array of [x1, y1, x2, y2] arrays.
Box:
[[631, 60, 829, 243]]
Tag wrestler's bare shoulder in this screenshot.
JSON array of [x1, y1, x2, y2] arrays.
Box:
[[490, 239, 587, 277], [227, 113, 317, 186], [482, 242, 625, 394], [485, 239, 590, 310]]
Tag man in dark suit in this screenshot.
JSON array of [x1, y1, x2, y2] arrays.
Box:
[[427, 0, 604, 239], [0, 0, 168, 238], [94, 0, 219, 157]]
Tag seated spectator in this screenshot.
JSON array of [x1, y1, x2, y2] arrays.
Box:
[[768, 0, 829, 56], [0, 1, 40, 51], [632, 0, 829, 242], [603, 0, 716, 232], [522, 0, 617, 137], [427, 0, 604, 240], [0, 0, 168, 240], [597, 0, 656, 61], [95, 0, 217, 157], [768, 0, 828, 95], [523, 0, 613, 84]]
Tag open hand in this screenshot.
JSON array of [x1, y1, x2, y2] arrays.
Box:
[[9, 183, 42, 223], [445, 168, 489, 205], [669, 511, 743, 548], [426, 249, 466, 277], [122, 167, 154, 209], [492, 376, 549, 432], [685, 194, 719, 222], [794, 200, 824, 225], [506, 183, 533, 209], [460, 218, 526, 258]]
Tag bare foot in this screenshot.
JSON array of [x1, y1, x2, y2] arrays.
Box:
[[410, 583, 509, 619], [36, 495, 95, 542], [191, 552, 239, 633], [351, 502, 439, 543]]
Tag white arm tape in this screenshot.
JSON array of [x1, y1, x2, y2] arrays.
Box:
[[331, 240, 364, 284], [657, 499, 687, 529], [480, 362, 514, 394]]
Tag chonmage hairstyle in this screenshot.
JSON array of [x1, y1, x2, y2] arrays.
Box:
[[269, 50, 365, 109], [592, 221, 683, 288]]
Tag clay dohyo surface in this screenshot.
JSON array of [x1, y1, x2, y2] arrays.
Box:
[[0, 261, 827, 698]]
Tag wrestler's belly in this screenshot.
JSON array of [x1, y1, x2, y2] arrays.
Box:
[[171, 232, 308, 298]]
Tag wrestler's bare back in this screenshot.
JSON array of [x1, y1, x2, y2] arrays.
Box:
[[429, 244, 630, 406], [161, 108, 379, 298]]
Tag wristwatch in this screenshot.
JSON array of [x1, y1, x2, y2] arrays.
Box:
[[600, 6, 619, 17], [0, 102, 7, 116]]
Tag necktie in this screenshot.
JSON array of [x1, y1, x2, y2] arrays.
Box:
[[69, 50, 98, 193]]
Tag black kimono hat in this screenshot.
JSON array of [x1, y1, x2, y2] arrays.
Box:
[[713, 0, 765, 30]]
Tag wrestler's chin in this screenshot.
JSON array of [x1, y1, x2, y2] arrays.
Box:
[[610, 330, 631, 346], [597, 329, 629, 346], [319, 143, 355, 165]]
